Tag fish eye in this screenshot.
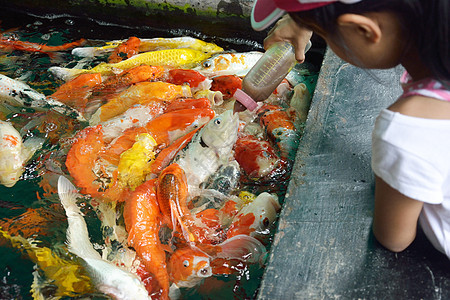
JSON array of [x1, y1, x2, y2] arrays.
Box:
[[183, 260, 189, 267], [214, 118, 222, 125], [262, 217, 270, 228], [203, 61, 211, 68]]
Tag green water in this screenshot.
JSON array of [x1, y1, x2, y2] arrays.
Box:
[[0, 9, 321, 300]]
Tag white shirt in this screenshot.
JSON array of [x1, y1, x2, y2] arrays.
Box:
[[372, 109, 450, 257]]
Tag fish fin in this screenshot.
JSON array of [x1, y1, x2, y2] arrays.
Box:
[[170, 200, 196, 244], [214, 234, 267, 266], [22, 137, 45, 161], [169, 284, 181, 300]]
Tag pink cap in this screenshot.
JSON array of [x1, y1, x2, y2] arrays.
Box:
[[251, 0, 363, 31], [234, 88, 258, 111]]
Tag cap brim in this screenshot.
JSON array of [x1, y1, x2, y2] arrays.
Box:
[[251, 0, 286, 31]]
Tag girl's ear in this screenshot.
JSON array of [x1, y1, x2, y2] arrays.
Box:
[[337, 14, 382, 44]]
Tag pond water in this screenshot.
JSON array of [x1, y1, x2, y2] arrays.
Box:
[[0, 8, 321, 300]]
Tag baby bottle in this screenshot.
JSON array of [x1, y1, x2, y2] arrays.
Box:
[[233, 40, 311, 112]]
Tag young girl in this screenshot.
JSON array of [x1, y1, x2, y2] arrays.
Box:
[[236, 0, 450, 257]]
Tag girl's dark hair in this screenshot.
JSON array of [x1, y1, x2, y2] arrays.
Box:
[[290, 0, 450, 82]]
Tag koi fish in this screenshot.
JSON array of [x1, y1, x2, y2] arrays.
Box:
[[0, 38, 86, 54], [193, 51, 263, 77], [108, 36, 141, 63], [194, 89, 224, 106], [117, 133, 157, 190], [102, 107, 215, 165], [168, 246, 212, 298], [290, 82, 312, 124], [257, 104, 300, 161], [50, 48, 211, 81], [123, 178, 170, 300], [0, 229, 93, 298], [0, 203, 65, 238], [234, 134, 280, 179], [72, 36, 223, 58], [90, 81, 192, 123], [0, 74, 85, 121], [173, 110, 239, 190], [0, 120, 44, 187], [210, 75, 242, 100], [226, 192, 281, 241], [57, 176, 151, 300]]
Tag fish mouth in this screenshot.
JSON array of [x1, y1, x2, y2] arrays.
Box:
[[196, 261, 212, 278]]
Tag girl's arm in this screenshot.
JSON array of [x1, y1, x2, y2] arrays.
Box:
[[373, 175, 424, 252]]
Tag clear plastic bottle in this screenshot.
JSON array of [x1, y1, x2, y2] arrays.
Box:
[[234, 40, 311, 112]]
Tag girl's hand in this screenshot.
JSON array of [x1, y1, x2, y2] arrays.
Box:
[[372, 176, 424, 252], [263, 15, 313, 63]]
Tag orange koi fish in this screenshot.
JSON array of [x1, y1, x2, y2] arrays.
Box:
[[50, 73, 103, 112], [123, 179, 170, 300], [210, 75, 242, 100], [0, 38, 86, 54], [91, 81, 191, 123], [167, 69, 208, 89], [108, 36, 140, 63], [226, 192, 281, 242], [102, 108, 215, 165], [65, 125, 129, 202]]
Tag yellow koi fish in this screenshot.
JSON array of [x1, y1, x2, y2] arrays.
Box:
[[51, 48, 212, 81], [0, 229, 93, 298], [72, 36, 223, 58]]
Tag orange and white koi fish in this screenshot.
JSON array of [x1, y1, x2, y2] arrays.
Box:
[[234, 134, 280, 179], [226, 192, 281, 241], [0, 120, 44, 187], [168, 246, 212, 298], [57, 176, 150, 300], [123, 178, 169, 300]]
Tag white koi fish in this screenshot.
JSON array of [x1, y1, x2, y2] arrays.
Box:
[[57, 176, 150, 300], [173, 110, 239, 190], [0, 74, 85, 121], [194, 51, 263, 77], [0, 121, 44, 187]]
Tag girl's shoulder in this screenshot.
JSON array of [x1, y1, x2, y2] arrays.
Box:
[[389, 72, 450, 120]]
